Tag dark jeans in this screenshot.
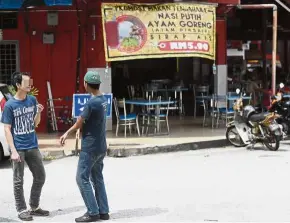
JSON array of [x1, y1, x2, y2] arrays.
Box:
[[12, 149, 46, 212], [76, 151, 109, 216]]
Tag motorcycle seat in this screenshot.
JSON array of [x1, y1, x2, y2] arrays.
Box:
[[248, 113, 268, 122]]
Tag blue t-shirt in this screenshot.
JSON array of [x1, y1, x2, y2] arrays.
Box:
[[1, 95, 38, 150], [80, 95, 107, 154]]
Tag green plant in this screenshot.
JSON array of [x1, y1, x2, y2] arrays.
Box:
[[8, 85, 39, 96]]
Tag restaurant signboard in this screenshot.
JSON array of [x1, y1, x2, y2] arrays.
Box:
[[101, 3, 216, 61]]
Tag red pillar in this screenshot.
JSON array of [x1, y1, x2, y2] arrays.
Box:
[[86, 0, 106, 69], [215, 19, 227, 95], [216, 19, 227, 66]]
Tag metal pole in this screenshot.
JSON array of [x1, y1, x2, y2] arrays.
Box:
[[75, 0, 82, 93], [237, 4, 278, 93], [272, 9, 278, 94], [262, 0, 268, 88]]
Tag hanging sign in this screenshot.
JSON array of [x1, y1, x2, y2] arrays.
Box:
[[101, 3, 216, 62]]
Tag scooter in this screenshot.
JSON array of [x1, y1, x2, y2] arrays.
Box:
[[226, 88, 283, 151], [269, 83, 290, 137]]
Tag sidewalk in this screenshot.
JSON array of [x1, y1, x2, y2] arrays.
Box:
[[38, 117, 227, 158]]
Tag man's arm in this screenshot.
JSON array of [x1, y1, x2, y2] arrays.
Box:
[[34, 112, 41, 127], [60, 102, 91, 145], [33, 97, 43, 127], [1, 105, 21, 161], [67, 101, 92, 135], [64, 117, 84, 136], [4, 124, 17, 154]]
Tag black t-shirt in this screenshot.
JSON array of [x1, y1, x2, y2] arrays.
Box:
[[80, 95, 107, 153]]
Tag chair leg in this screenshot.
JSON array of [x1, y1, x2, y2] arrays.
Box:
[[146, 117, 150, 135], [141, 116, 145, 135], [155, 118, 161, 134], [116, 123, 119, 137], [225, 114, 227, 126], [136, 117, 140, 136], [194, 101, 197, 118], [216, 113, 220, 128], [124, 124, 127, 138], [166, 117, 170, 134], [129, 124, 132, 135], [203, 107, 206, 127]]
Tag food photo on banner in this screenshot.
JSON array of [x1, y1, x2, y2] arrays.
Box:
[[101, 3, 216, 62]]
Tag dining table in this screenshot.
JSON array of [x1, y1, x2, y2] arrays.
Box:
[[145, 88, 188, 115], [125, 99, 174, 135]]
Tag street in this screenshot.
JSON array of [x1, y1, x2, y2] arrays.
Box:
[[1, 144, 290, 222]]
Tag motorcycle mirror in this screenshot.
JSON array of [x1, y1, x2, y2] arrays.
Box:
[[236, 88, 240, 94], [280, 83, 285, 89]]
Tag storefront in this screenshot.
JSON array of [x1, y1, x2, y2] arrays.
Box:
[[0, 0, 238, 133]]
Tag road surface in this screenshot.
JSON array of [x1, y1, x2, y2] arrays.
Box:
[[1, 143, 290, 222]]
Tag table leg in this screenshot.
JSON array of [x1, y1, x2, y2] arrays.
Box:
[[174, 90, 178, 115], [180, 91, 183, 116]]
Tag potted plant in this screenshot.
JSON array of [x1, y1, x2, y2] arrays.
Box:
[[8, 85, 39, 96]]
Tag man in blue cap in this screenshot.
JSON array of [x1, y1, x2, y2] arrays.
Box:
[[60, 71, 110, 222]]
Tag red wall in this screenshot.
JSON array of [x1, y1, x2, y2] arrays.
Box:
[[3, 10, 82, 132]]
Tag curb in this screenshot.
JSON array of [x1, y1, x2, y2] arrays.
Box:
[[39, 138, 228, 159], [107, 139, 227, 157], [41, 149, 75, 160]]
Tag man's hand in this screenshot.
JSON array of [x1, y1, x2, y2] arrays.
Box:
[[37, 104, 44, 113], [11, 151, 21, 162], [60, 133, 68, 146], [58, 117, 84, 146]]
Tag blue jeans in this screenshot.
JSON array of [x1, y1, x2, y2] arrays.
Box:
[[76, 151, 109, 216]]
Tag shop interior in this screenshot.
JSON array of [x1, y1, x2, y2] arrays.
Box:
[[110, 57, 215, 137]]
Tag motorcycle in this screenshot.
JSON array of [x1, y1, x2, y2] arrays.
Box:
[[269, 83, 290, 136], [226, 88, 283, 151]]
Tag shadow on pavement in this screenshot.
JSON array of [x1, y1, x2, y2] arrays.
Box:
[[48, 206, 85, 218], [110, 207, 168, 219], [247, 145, 288, 152], [0, 217, 19, 222], [47, 206, 167, 220]]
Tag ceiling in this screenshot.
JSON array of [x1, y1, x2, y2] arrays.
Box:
[[227, 0, 290, 40]]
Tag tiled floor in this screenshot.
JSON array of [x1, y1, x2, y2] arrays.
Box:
[[107, 116, 226, 148], [38, 116, 226, 150]]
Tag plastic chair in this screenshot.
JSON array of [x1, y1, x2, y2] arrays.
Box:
[[113, 98, 140, 137], [194, 85, 209, 118]]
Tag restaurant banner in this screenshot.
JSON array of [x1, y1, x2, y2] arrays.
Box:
[[101, 3, 216, 62]]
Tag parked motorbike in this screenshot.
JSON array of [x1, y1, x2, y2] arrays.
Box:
[[269, 83, 290, 136], [226, 88, 283, 151]]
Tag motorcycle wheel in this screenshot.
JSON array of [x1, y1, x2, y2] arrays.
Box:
[[226, 126, 247, 147], [264, 133, 280, 151]]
